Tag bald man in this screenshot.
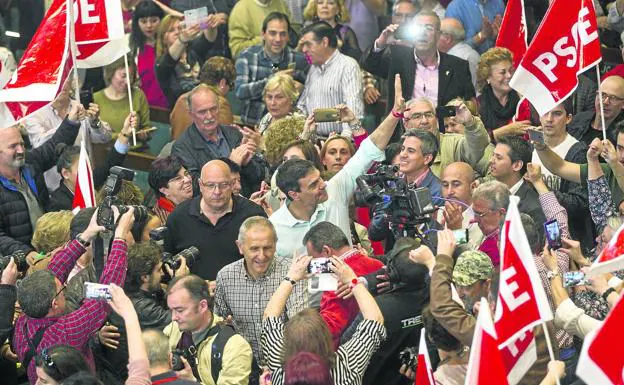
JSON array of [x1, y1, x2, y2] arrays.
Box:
[[436, 162, 483, 247], [171, 84, 266, 197], [0, 105, 81, 257], [164, 160, 266, 280], [437, 18, 479, 88], [568, 75, 624, 146]]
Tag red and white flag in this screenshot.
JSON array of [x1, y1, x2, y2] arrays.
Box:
[[72, 140, 96, 212], [465, 298, 509, 385], [0, 0, 73, 128], [509, 0, 601, 116], [414, 328, 435, 385], [576, 294, 624, 384], [500, 329, 538, 385], [74, 0, 128, 68], [495, 0, 527, 69], [495, 197, 553, 345], [586, 222, 624, 278]]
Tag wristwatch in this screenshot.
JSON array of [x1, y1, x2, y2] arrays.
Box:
[[546, 270, 561, 280], [75, 233, 91, 248], [602, 287, 617, 301], [283, 276, 296, 286]]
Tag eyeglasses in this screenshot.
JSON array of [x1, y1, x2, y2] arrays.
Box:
[[169, 170, 191, 185], [200, 181, 232, 191], [53, 284, 66, 300], [472, 209, 493, 218], [597, 92, 624, 103], [406, 112, 435, 121]]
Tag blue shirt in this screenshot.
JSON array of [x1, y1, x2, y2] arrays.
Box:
[[446, 0, 505, 54], [201, 127, 231, 158]]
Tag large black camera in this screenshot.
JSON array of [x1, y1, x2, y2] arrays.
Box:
[[150, 227, 200, 281], [399, 346, 418, 371], [355, 165, 435, 239], [171, 348, 194, 371], [0, 250, 29, 274]]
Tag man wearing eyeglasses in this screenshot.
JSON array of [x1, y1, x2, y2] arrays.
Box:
[[401, 97, 491, 177], [361, 11, 475, 143], [165, 160, 266, 281], [567, 75, 624, 147], [171, 84, 267, 198]]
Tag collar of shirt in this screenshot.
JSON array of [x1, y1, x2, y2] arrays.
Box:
[[200, 126, 225, 145], [337, 248, 360, 262], [281, 200, 327, 226], [509, 179, 524, 195], [261, 46, 286, 65], [414, 50, 440, 70], [317, 49, 340, 73], [243, 257, 278, 280]]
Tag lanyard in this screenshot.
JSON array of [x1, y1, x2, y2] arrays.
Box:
[[152, 376, 179, 385]]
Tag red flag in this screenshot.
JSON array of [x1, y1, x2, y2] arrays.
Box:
[[465, 298, 509, 385], [74, 0, 128, 68], [501, 329, 538, 385], [509, 0, 601, 116], [494, 197, 553, 345], [576, 294, 624, 384], [414, 328, 435, 385], [495, 0, 527, 69], [587, 222, 624, 278], [72, 140, 96, 212]]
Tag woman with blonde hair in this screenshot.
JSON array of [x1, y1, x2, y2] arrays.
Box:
[[476, 47, 530, 141], [258, 74, 304, 135], [303, 0, 361, 60]]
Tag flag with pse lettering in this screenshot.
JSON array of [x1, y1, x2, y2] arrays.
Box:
[[495, 0, 527, 69], [509, 0, 601, 116], [74, 0, 128, 68], [72, 140, 96, 211], [576, 294, 624, 384]]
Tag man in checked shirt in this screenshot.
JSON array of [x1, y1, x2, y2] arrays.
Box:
[[214, 216, 307, 368], [12, 207, 135, 384]]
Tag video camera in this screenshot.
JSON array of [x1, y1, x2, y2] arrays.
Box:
[[149, 227, 201, 282], [355, 165, 435, 240], [0, 250, 29, 274]]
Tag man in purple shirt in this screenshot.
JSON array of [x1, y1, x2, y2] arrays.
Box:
[[470, 180, 509, 266]]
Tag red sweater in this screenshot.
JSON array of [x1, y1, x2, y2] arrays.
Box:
[[319, 250, 384, 349]]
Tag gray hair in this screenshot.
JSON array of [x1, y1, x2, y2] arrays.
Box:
[[237, 216, 277, 243], [415, 10, 441, 31], [143, 330, 171, 368], [186, 83, 220, 111], [401, 129, 439, 165], [406, 97, 435, 113], [472, 180, 510, 211], [441, 18, 466, 41]]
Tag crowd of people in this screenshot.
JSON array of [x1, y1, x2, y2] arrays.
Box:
[[1, 0, 624, 384]]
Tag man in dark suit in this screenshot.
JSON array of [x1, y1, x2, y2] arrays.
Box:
[[489, 135, 546, 232], [172, 84, 267, 197], [361, 10, 475, 142]]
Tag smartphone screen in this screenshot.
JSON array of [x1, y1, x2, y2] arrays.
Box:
[[544, 219, 562, 250], [453, 229, 469, 244], [563, 271, 589, 287], [307, 257, 332, 274]]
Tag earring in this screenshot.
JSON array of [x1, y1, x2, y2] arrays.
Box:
[[337, 12, 342, 20]]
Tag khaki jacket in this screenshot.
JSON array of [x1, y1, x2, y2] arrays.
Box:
[[164, 315, 253, 385]]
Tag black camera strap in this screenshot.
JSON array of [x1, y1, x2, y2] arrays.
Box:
[[22, 321, 52, 370]]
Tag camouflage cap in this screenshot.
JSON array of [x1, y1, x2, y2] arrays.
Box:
[[452, 250, 493, 286]]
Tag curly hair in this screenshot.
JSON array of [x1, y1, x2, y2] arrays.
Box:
[[303, 0, 351, 23], [263, 73, 300, 105], [32, 211, 74, 253], [96, 180, 144, 206], [264, 116, 305, 166], [199, 56, 236, 88], [476, 47, 513, 92]]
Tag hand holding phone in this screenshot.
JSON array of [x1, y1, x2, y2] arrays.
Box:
[[527, 128, 545, 146], [544, 219, 562, 250], [313, 108, 340, 123]]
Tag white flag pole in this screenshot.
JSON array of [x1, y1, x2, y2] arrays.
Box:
[[596, 66, 607, 141], [122, 52, 136, 146], [541, 321, 561, 385], [66, 0, 81, 107]]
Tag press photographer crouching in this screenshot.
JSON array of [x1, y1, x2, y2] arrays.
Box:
[[12, 207, 135, 384], [94, 240, 190, 385]]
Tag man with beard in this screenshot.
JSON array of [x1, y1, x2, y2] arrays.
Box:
[[0, 104, 82, 257], [95, 241, 189, 384], [172, 84, 266, 197]]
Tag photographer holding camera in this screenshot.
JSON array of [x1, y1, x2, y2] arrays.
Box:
[[12, 207, 135, 384], [95, 241, 189, 384]]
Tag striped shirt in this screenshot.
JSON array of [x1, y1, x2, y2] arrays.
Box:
[[261, 317, 386, 385], [297, 50, 363, 137], [214, 257, 307, 363]]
